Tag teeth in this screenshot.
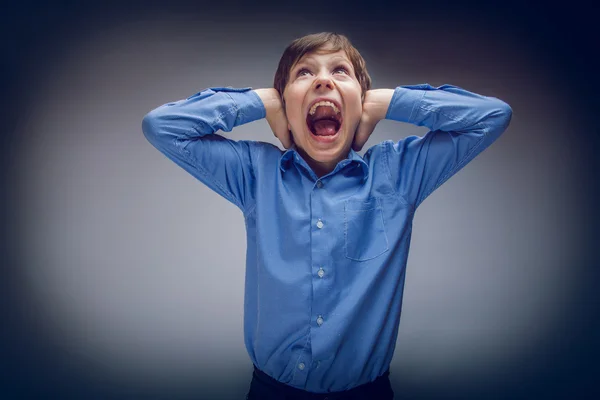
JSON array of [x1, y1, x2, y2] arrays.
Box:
[[309, 101, 340, 116]]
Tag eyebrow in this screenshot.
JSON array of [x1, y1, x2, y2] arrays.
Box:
[[293, 56, 352, 69]]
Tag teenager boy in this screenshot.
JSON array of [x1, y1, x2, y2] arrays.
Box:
[[142, 32, 512, 400]]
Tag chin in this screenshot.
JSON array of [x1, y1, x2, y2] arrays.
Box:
[[306, 142, 350, 164]]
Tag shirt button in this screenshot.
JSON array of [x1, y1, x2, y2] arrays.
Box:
[[316, 315, 324, 326], [298, 362, 305, 370], [317, 268, 324, 278], [316, 180, 323, 188], [316, 219, 324, 229]]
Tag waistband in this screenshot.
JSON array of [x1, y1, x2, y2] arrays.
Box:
[[252, 365, 391, 399]]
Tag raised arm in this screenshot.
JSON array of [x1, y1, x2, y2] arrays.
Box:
[[357, 84, 512, 209], [142, 87, 289, 213]]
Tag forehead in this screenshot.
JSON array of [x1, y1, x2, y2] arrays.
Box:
[[295, 48, 351, 65]]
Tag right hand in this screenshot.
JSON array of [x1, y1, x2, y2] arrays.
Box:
[[254, 88, 293, 149]]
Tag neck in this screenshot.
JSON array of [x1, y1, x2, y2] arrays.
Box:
[[295, 147, 350, 178]]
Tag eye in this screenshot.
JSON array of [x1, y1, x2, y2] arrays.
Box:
[[333, 65, 349, 74], [297, 68, 311, 77]]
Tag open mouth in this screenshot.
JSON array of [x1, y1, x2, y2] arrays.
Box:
[[306, 101, 343, 140]]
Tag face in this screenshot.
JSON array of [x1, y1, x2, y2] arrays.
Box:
[[282, 45, 363, 171]]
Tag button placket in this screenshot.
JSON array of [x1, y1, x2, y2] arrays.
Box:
[[309, 175, 330, 386]]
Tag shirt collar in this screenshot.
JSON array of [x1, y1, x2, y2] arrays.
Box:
[[279, 144, 369, 179]]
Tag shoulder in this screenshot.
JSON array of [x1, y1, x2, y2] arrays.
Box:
[[239, 140, 284, 165], [245, 140, 284, 155], [365, 136, 428, 160], [362, 140, 394, 164]]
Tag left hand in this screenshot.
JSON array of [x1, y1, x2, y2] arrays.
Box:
[[254, 88, 293, 149], [352, 89, 394, 151]]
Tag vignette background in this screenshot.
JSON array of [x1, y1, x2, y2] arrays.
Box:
[[2, 1, 598, 399]]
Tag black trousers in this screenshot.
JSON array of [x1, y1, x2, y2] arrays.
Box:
[[246, 365, 394, 400]]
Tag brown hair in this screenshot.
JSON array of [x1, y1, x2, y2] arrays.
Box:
[[273, 32, 372, 105]]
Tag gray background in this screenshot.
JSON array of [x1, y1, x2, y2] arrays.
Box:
[[3, 1, 599, 399]]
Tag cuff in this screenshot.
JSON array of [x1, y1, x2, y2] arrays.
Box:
[[210, 86, 266, 125], [385, 85, 430, 123]]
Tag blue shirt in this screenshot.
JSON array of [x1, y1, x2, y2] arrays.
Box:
[[142, 84, 512, 393]]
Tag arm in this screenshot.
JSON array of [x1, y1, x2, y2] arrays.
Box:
[[358, 84, 512, 209], [142, 87, 288, 213]]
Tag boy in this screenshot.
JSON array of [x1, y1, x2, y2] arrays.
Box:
[[142, 32, 512, 399]]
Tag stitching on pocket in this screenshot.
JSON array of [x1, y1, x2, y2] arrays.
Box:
[[345, 197, 378, 211], [344, 197, 389, 262]]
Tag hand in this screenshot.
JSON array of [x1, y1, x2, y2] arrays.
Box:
[[352, 89, 394, 152], [254, 88, 293, 149]]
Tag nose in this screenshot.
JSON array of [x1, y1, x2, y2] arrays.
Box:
[[314, 75, 334, 91]]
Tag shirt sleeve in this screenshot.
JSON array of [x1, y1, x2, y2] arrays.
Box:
[[384, 83, 512, 209], [142, 87, 266, 213]]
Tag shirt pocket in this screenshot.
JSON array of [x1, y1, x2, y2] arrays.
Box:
[[344, 197, 389, 261]]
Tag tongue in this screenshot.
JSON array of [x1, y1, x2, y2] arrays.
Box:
[[313, 120, 338, 136]]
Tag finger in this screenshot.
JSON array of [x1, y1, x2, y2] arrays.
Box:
[[278, 128, 293, 149]]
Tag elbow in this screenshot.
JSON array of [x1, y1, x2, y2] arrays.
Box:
[[499, 101, 513, 131], [487, 99, 513, 133], [499, 100, 513, 121], [142, 107, 165, 144]]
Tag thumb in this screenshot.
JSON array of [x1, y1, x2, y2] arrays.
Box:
[[266, 117, 293, 149], [352, 118, 376, 152], [276, 112, 293, 149], [278, 128, 293, 149], [273, 119, 292, 149]]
